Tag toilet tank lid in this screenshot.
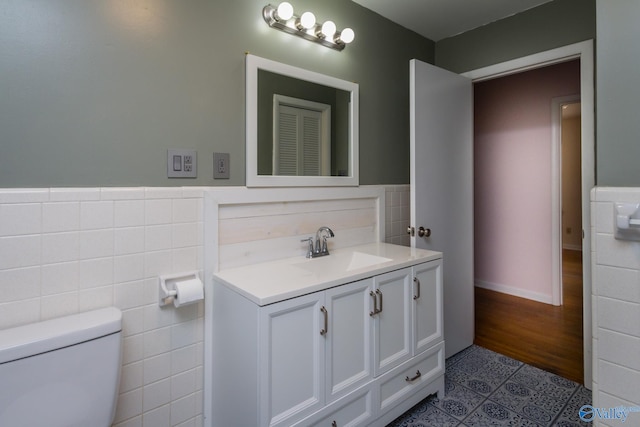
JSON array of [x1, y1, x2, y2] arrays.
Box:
[[0, 307, 122, 364]]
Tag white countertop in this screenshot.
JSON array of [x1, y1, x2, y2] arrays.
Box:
[[213, 242, 442, 306]]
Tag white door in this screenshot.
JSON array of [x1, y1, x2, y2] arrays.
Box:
[[410, 59, 474, 358]]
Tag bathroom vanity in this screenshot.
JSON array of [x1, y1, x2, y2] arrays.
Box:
[[211, 242, 444, 427]]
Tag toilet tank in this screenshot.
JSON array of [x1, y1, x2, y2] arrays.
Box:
[[0, 307, 122, 427]]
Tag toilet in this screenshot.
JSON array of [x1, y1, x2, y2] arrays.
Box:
[[0, 307, 123, 427]]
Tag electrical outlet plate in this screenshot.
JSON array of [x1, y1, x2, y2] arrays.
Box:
[[167, 149, 197, 178], [213, 152, 230, 179]]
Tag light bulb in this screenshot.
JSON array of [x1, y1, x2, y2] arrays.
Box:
[[320, 20, 336, 38], [338, 28, 355, 44], [298, 12, 316, 30], [276, 2, 294, 21]]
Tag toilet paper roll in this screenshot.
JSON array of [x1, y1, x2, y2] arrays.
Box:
[[173, 278, 204, 307]]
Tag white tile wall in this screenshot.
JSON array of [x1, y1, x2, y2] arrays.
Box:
[[0, 185, 403, 427], [0, 187, 204, 427], [591, 187, 640, 426]]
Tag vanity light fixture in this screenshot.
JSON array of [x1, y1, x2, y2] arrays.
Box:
[[297, 11, 316, 30], [263, 2, 355, 51], [275, 2, 294, 21], [318, 20, 337, 39]]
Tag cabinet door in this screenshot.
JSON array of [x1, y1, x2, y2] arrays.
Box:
[[412, 259, 443, 356], [372, 268, 412, 376], [325, 279, 373, 403], [260, 292, 325, 426]]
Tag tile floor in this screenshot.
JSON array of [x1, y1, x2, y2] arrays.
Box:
[[389, 345, 592, 426]]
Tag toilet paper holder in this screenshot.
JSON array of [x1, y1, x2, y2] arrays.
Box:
[[159, 271, 203, 307]]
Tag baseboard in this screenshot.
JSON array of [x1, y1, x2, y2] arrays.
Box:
[[475, 279, 553, 305]]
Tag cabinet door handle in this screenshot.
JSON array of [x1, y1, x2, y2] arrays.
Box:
[[370, 289, 383, 316], [320, 306, 328, 336], [413, 277, 421, 300], [369, 291, 378, 316], [405, 370, 422, 382]]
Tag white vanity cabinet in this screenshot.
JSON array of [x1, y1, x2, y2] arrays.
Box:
[[211, 245, 443, 427], [213, 278, 374, 427], [259, 279, 374, 426]]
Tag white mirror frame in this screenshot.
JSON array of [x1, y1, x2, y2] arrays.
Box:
[[246, 54, 359, 187]]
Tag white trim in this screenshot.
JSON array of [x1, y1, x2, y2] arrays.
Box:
[[462, 41, 590, 82], [475, 280, 553, 305], [551, 95, 581, 307], [246, 54, 359, 187], [463, 39, 595, 389]]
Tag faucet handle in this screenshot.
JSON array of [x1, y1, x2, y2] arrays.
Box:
[[300, 237, 314, 258], [321, 236, 329, 253]]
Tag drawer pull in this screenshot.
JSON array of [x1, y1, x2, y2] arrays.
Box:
[[413, 277, 421, 300], [320, 306, 328, 336], [405, 370, 422, 382]]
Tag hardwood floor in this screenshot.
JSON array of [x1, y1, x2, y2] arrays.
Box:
[[474, 249, 584, 384]]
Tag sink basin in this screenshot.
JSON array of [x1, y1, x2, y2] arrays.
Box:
[[294, 251, 393, 276], [214, 242, 443, 306]]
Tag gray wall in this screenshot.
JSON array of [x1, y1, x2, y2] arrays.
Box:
[[435, 0, 596, 73], [596, 0, 640, 186], [9, 0, 639, 187], [436, 0, 640, 186], [0, 0, 433, 187]]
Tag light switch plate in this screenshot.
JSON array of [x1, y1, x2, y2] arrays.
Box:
[[167, 149, 197, 178], [213, 152, 230, 179]]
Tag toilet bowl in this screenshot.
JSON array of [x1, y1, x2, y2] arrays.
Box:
[[0, 307, 123, 427]]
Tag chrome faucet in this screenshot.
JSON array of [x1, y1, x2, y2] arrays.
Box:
[[301, 226, 335, 258]]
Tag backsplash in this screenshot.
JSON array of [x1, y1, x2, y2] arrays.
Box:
[[385, 185, 411, 247], [591, 187, 640, 418], [0, 184, 408, 427]]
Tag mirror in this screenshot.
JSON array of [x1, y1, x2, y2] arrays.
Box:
[[246, 54, 359, 187]]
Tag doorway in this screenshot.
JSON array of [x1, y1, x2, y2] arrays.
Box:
[[463, 42, 593, 386], [475, 88, 584, 383], [472, 60, 584, 383], [409, 40, 594, 386]]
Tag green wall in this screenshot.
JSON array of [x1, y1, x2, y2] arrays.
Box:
[[435, 0, 596, 73], [0, 0, 433, 187], [596, 0, 640, 186], [9, 0, 637, 187]]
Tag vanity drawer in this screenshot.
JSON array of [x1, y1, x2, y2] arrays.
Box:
[[378, 341, 444, 413], [292, 385, 374, 427]]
